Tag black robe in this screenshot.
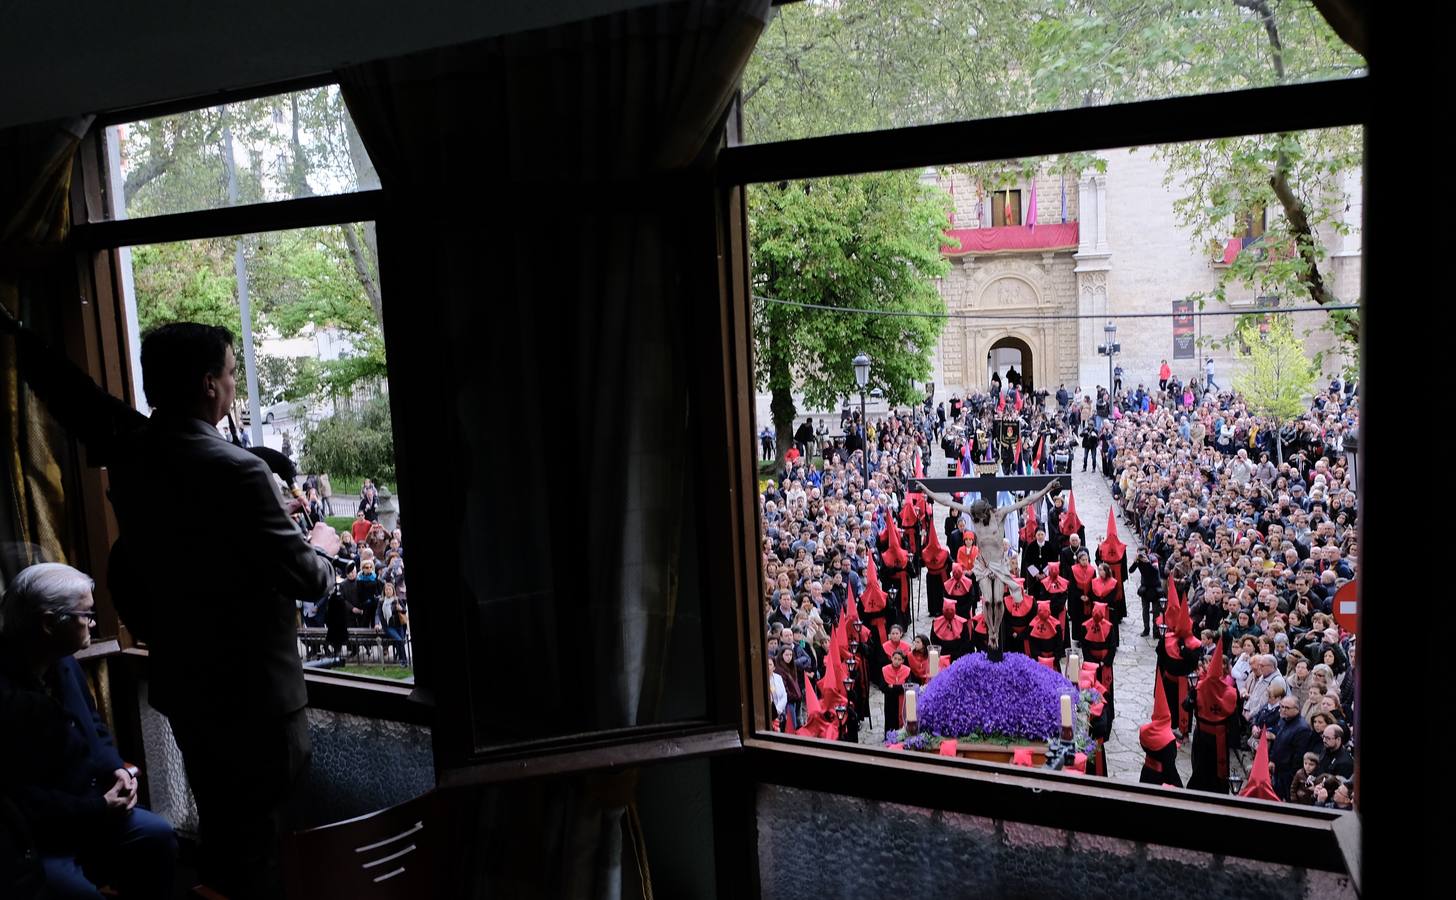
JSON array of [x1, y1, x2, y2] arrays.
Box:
[[1188, 714, 1233, 793], [1139, 739, 1182, 787]]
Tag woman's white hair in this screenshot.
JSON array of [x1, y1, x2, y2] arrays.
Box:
[[0, 562, 95, 637]]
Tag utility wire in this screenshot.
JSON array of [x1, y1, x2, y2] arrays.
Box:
[[755, 294, 1359, 321]]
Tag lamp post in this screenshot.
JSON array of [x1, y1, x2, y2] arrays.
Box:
[[1097, 320, 1120, 402], [854, 353, 871, 488]]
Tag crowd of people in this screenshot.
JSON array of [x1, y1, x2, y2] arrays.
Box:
[[758, 355, 1358, 807], [298, 479, 411, 666]]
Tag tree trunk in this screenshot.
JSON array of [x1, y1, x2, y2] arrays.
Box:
[[344, 107, 385, 325], [771, 385, 796, 478]]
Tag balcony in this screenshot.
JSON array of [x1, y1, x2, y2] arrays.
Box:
[[943, 222, 1079, 257]]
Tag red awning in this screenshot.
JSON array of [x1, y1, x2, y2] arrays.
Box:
[[942, 223, 1079, 257]]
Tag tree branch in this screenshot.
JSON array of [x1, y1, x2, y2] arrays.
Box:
[[341, 224, 384, 324]]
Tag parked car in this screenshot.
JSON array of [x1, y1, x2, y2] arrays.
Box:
[[239, 392, 306, 426]]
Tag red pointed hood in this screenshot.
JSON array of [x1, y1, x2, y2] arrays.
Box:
[[971, 611, 988, 635], [1005, 585, 1034, 618], [881, 517, 909, 569], [922, 522, 950, 570], [914, 452, 924, 480], [1083, 602, 1112, 642], [900, 492, 925, 527], [1239, 732, 1282, 802], [944, 563, 972, 596], [1099, 509, 1126, 562], [1139, 673, 1175, 752], [1060, 491, 1083, 535], [845, 580, 860, 624], [1030, 600, 1059, 639], [1040, 563, 1068, 593], [1019, 501, 1038, 545], [1196, 644, 1239, 720], [861, 558, 887, 613], [1163, 578, 1201, 659], [1078, 662, 1101, 692], [803, 671, 823, 720]]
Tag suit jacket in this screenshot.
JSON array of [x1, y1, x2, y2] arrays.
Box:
[[1269, 715, 1323, 799], [0, 647, 128, 852], [108, 413, 333, 721]]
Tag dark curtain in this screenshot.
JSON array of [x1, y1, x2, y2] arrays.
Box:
[[0, 117, 92, 583], [339, 1, 766, 896]]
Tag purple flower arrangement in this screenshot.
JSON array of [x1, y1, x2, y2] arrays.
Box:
[[914, 652, 1076, 743]]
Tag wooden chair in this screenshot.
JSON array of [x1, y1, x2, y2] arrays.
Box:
[[187, 790, 450, 899], [281, 790, 445, 899]]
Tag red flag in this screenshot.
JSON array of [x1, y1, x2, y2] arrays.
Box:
[[1014, 390, 1023, 412], [997, 392, 1006, 413]]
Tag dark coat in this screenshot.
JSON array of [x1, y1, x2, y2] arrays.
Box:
[[106, 414, 333, 721], [0, 648, 127, 853], [1269, 716, 1323, 800]]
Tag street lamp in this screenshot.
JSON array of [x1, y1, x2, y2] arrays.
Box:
[[854, 353, 871, 487], [1097, 320, 1121, 401]]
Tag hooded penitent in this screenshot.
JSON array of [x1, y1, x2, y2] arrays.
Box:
[[933, 599, 967, 643], [1019, 500, 1038, 545], [798, 671, 840, 741], [1139, 673, 1175, 754], [1099, 508, 1126, 563], [1030, 600, 1060, 640], [1238, 730, 1281, 802], [1060, 490, 1083, 535], [922, 519, 950, 573], [1195, 642, 1239, 781], [880, 516, 911, 614]]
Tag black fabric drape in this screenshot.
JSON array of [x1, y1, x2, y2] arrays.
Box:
[[339, 2, 767, 896]]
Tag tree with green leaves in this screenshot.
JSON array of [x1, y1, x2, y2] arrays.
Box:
[[751, 171, 952, 470], [743, 0, 1364, 355], [299, 394, 396, 483], [1233, 315, 1316, 464]]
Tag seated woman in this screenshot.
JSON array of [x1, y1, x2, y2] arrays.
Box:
[[881, 650, 912, 730], [0, 564, 177, 899]]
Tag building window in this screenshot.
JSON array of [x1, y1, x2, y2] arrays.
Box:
[[991, 189, 1021, 227]]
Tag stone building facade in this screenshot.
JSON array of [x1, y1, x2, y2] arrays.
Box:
[[928, 149, 1361, 398]]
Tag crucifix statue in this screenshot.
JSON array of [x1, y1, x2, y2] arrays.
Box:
[[915, 477, 1061, 660]]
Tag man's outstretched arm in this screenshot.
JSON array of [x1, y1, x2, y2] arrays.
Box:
[[1007, 478, 1062, 513], [0, 303, 147, 464], [913, 481, 972, 516]]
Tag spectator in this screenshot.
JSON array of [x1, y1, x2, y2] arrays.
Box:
[[0, 564, 177, 898], [1318, 724, 1355, 778]]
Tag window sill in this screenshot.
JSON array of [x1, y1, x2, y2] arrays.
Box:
[[742, 733, 1350, 872], [119, 647, 434, 726], [437, 726, 742, 790]]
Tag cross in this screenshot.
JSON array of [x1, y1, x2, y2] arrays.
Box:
[[914, 475, 1063, 496]]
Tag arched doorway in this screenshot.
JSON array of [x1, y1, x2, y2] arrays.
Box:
[[986, 335, 1033, 392]]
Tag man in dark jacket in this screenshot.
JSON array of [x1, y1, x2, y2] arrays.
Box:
[[1318, 724, 1355, 779], [3, 317, 336, 899], [0, 563, 176, 898], [1269, 697, 1323, 801]]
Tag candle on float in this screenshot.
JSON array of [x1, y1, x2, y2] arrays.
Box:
[[905, 688, 918, 722], [1060, 693, 1073, 730], [927, 648, 940, 679], [1067, 651, 1081, 681]]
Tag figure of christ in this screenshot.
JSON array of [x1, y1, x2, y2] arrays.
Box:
[[914, 478, 1061, 659]]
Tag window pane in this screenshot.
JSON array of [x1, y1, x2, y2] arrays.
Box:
[[741, 1, 1365, 144], [119, 223, 413, 682], [748, 128, 1361, 800], [101, 85, 376, 220]]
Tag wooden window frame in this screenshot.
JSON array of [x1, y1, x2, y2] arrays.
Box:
[[710, 74, 1373, 886], [991, 188, 1022, 227]]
